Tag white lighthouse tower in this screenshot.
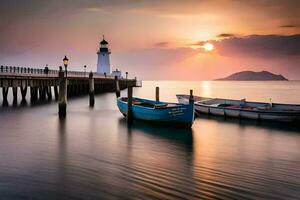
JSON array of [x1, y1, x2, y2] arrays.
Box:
[[97, 36, 111, 74]]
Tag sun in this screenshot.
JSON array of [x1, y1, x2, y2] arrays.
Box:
[[203, 42, 214, 51]]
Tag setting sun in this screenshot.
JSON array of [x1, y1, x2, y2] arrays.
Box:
[[203, 42, 214, 51]]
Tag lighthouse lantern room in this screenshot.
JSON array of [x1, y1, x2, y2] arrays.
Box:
[[97, 36, 111, 74]]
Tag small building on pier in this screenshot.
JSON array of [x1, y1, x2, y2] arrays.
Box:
[[111, 69, 122, 78]]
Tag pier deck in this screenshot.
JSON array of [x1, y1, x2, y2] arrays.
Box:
[[0, 66, 139, 105]]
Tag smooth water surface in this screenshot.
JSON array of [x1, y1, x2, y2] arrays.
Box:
[[0, 81, 299, 199]]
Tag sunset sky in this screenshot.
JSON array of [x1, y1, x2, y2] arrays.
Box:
[[0, 0, 300, 80]]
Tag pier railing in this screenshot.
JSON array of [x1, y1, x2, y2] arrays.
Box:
[[0, 65, 129, 80]]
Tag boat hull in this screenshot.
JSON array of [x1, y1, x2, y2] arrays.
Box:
[[177, 95, 300, 122], [195, 104, 300, 122], [117, 98, 194, 128]]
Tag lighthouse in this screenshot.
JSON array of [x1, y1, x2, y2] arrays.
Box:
[[97, 36, 111, 74]]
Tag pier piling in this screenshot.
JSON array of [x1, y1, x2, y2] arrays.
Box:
[[30, 87, 37, 103], [155, 86, 159, 102], [21, 86, 27, 101], [12, 87, 18, 105], [39, 86, 46, 100], [58, 71, 67, 119], [89, 72, 95, 107], [2, 87, 9, 105], [47, 86, 52, 100], [189, 89, 193, 99], [54, 86, 58, 101], [127, 86, 133, 124], [189, 89, 194, 102], [115, 76, 120, 98]]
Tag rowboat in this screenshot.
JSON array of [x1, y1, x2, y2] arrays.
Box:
[[117, 97, 194, 128], [177, 94, 300, 122]]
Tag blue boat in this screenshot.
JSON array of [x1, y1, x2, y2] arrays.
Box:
[[117, 97, 194, 128]]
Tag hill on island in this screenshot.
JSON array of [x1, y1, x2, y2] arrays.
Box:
[[216, 71, 288, 81]]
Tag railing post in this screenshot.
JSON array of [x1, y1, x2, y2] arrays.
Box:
[[89, 72, 95, 107]]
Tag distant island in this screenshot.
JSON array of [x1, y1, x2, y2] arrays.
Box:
[[216, 71, 288, 81]]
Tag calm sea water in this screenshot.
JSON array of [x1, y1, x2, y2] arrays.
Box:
[[0, 81, 299, 199]]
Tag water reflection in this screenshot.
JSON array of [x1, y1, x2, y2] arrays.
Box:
[[201, 81, 212, 97], [0, 81, 299, 199], [116, 118, 197, 199], [57, 118, 67, 198], [20, 99, 27, 106], [198, 114, 300, 133], [118, 118, 193, 150], [191, 116, 300, 199]]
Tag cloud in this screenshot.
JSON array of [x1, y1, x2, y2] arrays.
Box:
[[154, 42, 169, 48], [83, 7, 105, 12], [217, 33, 237, 38], [213, 34, 300, 58], [190, 41, 206, 46], [280, 24, 300, 28]]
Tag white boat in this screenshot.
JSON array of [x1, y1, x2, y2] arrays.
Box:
[[176, 95, 300, 122]]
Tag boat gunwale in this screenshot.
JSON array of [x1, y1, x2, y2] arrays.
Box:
[[197, 98, 300, 107], [177, 94, 300, 107], [117, 97, 189, 110], [176, 94, 300, 114], [195, 102, 300, 115]]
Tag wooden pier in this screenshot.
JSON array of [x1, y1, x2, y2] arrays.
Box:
[[0, 65, 140, 116]]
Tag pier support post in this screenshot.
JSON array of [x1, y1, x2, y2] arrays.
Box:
[[189, 89, 193, 101], [54, 86, 58, 101], [189, 89, 194, 119], [155, 86, 159, 102], [89, 72, 95, 107], [21, 80, 28, 103], [39, 86, 46, 100], [12, 87, 18, 105], [115, 76, 120, 98], [20, 86, 28, 102], [47, 86, 52, 100], [127, 86, 133, 124], [30, 87, 38, 103], [2, 87, 9, 105], [58, 71, 67, 119]]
